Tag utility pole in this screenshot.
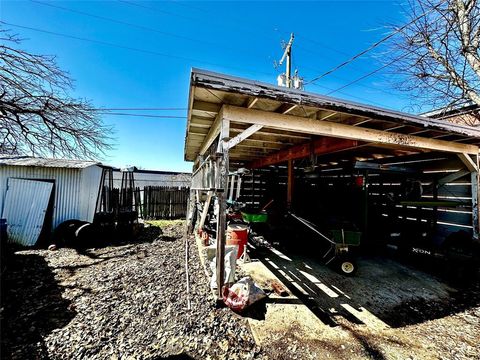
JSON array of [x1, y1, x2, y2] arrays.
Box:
[[279, 33, 294, 88], [277, 33, 303, 89]]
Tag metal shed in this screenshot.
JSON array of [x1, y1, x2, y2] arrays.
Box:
[[184, 68, 480, 298], [0, 155, 110, 245]]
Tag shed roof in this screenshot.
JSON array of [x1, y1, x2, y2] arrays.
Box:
[[0, 155, 102, 169], [185, 68, 480, 163]]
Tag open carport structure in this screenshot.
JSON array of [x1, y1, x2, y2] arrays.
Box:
[[184, 68, 480, 298]]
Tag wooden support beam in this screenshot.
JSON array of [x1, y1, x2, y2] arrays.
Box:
[[287, 159, 294, 208], [458, 153, 478, 172], [198, 190, 213, 232], [438, 170, 470, 186], [282, 104, 297, 114], [246, 97, 259, 109], [225, 124, 263, 150], [192, 100, 220, 117], [222, 105, 479, 155], [215, 153, 228, 299], [250, 137, 359, 169], [319, 111, 337, 121], [199, 107, 224, 156], [472, 170, 479, 239]]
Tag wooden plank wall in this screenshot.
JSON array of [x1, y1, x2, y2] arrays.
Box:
[[366, 154, 473, 243], [142, 186, 189, 219], [238, 153, 475, 245]]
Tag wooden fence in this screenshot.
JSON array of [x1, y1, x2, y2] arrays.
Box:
[[142, 186, 189, 219]]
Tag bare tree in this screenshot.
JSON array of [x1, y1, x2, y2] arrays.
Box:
[[390, 0, 480, 120], [0, 29, 113, 158]]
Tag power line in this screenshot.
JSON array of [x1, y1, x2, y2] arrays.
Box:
[[299, 61, 399, 97], [97, 107, 187, 111], [304, 0, 446, 85], [324, 60, 395, 96], [3, 20, 394, 106], [33, 0, 394, 98], [307, 83, 387, 108], [0, 21, 275, 79], [98, 112, 186, 119], [118, 0, 402, 100], [118, 0, 199, 23], [30, 0, 239, 54]]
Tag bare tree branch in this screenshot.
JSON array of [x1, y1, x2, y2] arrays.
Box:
[[389, 0, 480, 118], [0, 28, 113, 158]]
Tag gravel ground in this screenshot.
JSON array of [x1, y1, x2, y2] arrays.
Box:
[[1, 221, 261, 360], [1, 221, 479, 360]]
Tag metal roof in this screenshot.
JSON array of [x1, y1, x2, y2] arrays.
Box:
[[0, 155, 102, 169], [185, 68, 480, 162]]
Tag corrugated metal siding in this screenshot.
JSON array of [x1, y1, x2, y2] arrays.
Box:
[[79, 166, 103, 222], [2, 179, 53, 246], [0, 165, 102, 229]]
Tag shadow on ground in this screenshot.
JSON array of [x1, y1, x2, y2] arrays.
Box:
[[0, 251, 75, 359], [250, 243, 480, 329]]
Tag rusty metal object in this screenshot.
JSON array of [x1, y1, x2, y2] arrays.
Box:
[[271, 280, 288, 297]]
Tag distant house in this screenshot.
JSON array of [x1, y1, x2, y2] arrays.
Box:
[[0, 155, 114, 246], [112, 168, 191, 188], [424, 103, 480, 127]]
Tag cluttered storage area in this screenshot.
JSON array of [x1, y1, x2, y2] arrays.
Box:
[[185, 69, 480, 302]]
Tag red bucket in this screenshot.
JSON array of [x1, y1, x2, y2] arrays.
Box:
[[226, 224, 248, 258]]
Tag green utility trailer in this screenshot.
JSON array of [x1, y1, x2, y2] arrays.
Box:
[[289, 213, 361, 275]]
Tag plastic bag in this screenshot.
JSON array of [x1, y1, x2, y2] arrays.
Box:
[[222, 276, 266, 312], [210, 246, 237, 289]]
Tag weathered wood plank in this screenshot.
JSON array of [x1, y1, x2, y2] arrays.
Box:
[[222, 105, 479, 155]]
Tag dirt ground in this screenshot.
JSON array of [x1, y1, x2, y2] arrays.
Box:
[[245, 243, 480, 360], [1, 220, 479, 359]]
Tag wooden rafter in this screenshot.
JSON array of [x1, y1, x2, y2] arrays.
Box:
[[222, 105, 479, 155], [250, 137, 359, 168]]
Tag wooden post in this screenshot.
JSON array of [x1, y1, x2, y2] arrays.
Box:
[[472, 154, 479, 239], [228, 176, 235, 201], [287, 159, 294, 208], [198, 191, 213, 232], [215, 118, 229, 299]]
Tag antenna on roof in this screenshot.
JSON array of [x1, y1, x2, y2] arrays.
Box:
[[276, 33, 303, 90]]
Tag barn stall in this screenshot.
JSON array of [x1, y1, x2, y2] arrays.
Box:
[[184, 69, 480, 298]]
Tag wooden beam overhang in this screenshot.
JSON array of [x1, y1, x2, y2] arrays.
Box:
[[250, 137, 359, 169], [458, 153, 478, 172], [222, 105, 480, 156], [225, 124, 263, 150], [199, 107, 225, 155]]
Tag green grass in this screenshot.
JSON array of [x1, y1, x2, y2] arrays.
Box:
[[145, 219, 185, 228]]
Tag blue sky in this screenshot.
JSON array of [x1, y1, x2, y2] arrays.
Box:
[[1, 0, 412, 172]]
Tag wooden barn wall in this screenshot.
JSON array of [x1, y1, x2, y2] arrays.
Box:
[[310, 153, 474, 244], [235, 167, 288, 208], [237, 153, 475, 245], [366, 154, 474, 243]]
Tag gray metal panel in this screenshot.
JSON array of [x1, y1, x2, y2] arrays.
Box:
[[0, 165, 101, 228], [2, 178, 53, 246]]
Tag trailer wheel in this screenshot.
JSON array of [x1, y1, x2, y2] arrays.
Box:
[[338, 258, 356, 276]]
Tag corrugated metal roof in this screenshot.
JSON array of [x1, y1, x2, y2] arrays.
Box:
[[0, 155, 101, 169], [190, 68, 480, 138]]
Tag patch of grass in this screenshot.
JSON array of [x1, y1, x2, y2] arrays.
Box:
[[145, 219, 185, 228]]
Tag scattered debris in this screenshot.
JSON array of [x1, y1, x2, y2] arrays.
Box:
[[270, 280, 288, 297], [223, 277, 266, 312], [1, 221, 262, 359]]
